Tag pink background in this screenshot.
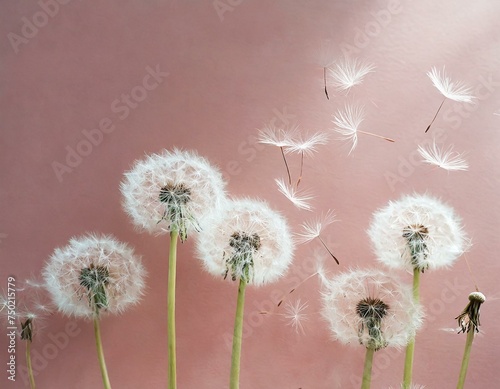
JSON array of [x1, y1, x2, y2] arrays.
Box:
[[1, 1, 500, 388]]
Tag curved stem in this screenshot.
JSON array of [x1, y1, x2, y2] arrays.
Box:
[[26, 340, 36, 389], [402, 269, 421, 389], [361, 347, 375, 389], [280, 146, 292, 186], [168, 230, 179, 389], [230, 278, 247, 389], [93, 317, 111, 389], [456, 328, 475, 389]]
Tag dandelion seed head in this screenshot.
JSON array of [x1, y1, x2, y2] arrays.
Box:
[[275, 178, 314, 211], [195, 198, 295, 286], [42, 234, 146, 319], [427, 66, 475, 103], [418, 141, 469, 171], [368, 193, 468, 272], [121, 149, 227, 239], [321, 268, 423, 349]]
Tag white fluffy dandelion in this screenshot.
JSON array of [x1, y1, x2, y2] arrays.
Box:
[[368, 193, 467, 272], [43, 234, 146, 319], [321, 268, 423, 350], [417, 141, 469, 171], [43, 234, 145, 389], [425, 66, 475, 133], [322, 268, 423, 389], [196, 198, 294, 286], [332, 103, 394, 155], [275, 178, 314, 211], [120, 148, 227, 241], [196, 198, 294, 388], [286, 131, 330, 157], [327, 57, 375, 93]]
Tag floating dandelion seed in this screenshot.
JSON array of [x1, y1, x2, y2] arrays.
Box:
[[286, 131, 329, 187], [283, 299, 309, 335], [418, 141, 469, 171], [327, 57, 375, 93], [275, 178, 314, 211], [258, 125, 298, 185], [332, 103, 394, 155], [425, 66, 475, 133], [296, 210, 339, 264]]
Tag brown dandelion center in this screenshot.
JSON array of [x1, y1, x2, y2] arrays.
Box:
[[159, 183, 192, 205], [356, 297, 390, 320], [229, 232, 261, 252], [402, 224, 429, 239], [224, 232, 261, 283], [402, 224, 430, 272], [79, 264, 110, 313]]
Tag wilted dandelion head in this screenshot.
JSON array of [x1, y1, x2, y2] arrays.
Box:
[[368, 193, 467, 272], [321, 269, 423, 350], [196, 198, 294, 286], [455, 291, 486, 334], [42, 234, 146, 319], [120, 149, 227, 241]]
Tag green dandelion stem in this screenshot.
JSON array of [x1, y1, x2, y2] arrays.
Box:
[[403, 268, 421, 389], [168, 230, 179, 389], [230, 278, 247, 389], [361, 347, 375, 389], [26, 340, 36, 389], [93, 317, 111, 389], [456, 327, 475, 389]]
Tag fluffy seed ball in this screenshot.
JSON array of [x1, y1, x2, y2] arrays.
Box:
[[368, 193, 467, 272], [321, 268, 423, 350], [195, 198, 295, 286], [42, 234, 146, 319], [120, 149, 227, 238]]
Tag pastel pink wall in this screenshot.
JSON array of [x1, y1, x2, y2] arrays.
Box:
[[1, 1, 500, 388]]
